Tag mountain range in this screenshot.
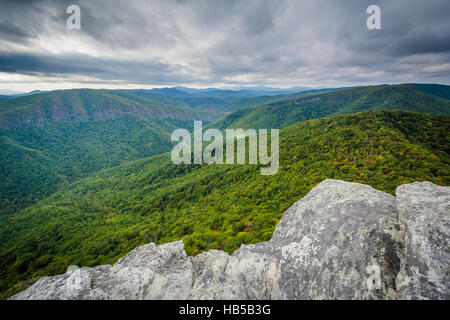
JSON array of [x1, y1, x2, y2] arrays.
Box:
[[0, 86, 344, 214]]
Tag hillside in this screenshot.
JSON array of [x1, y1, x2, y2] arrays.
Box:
[[0, 110, 448, 298], [0, 89, 213, 214], [410, 83, 450, 100], [0, 89, 213, 128], [208, 84, 450, 130]]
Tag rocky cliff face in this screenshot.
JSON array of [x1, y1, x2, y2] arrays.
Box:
[[10, 180, 449, 300]]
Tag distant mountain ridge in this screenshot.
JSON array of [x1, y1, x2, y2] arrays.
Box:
[[207, 84, 450, 130], [144, 85, 312, 97], [119, 86, 318, 116], [0, 89, 213, 128], [0, 90, 46, 99], [0, 87, 320, 125]]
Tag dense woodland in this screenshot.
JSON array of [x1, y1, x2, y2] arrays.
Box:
[[0, 116, 197, 214]]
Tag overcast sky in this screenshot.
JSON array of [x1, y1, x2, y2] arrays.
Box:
[[0, 0, 449, 91]]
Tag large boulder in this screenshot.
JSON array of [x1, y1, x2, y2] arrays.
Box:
[[271, 179, 402, 299], [10, 180, 449, 300], [396, 182, 450, 300]]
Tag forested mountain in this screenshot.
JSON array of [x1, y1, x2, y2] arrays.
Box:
[[1, 86, 327, 214], [1, 84, 449, 215], [208, 84, 450, 130], [410, 83, 450, 100], [220, 88, 344, 113], [0, 89, 213, 128], [1, 110, 448, 298], [0, 89, 215, 214]]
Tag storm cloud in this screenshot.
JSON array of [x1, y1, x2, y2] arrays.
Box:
[[0, 0, 449, 90]]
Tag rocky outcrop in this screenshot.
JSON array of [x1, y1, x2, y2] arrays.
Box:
[[10, 180, 449, 300], [395, 182, 450, 299]]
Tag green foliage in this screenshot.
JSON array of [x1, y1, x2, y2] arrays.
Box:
[[0, 110, 448, 298]]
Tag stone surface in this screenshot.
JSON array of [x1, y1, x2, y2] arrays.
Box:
[[10, 180, 449, 300], [395, 182, 450, 300], [271, 179, 402, 299], [66, 265, 80, 273]]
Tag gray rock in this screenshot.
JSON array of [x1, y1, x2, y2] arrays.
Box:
[[272, 179, 402, 299], [395, 182, 450, 300], [9, 180, 449, 300], [188, 242, 280, 299], [66, 265, 79, 273], [112, 241, 195, 300]]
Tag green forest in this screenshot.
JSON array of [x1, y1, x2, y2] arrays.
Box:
[[0, 116, 197, 214]]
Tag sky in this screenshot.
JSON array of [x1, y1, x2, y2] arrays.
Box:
[[0, 0, 449, 92]]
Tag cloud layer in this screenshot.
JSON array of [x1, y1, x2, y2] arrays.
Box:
[[0, 0, 449, 90]]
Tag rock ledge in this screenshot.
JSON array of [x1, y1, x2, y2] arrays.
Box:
[[10, 180, 449, 300]]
